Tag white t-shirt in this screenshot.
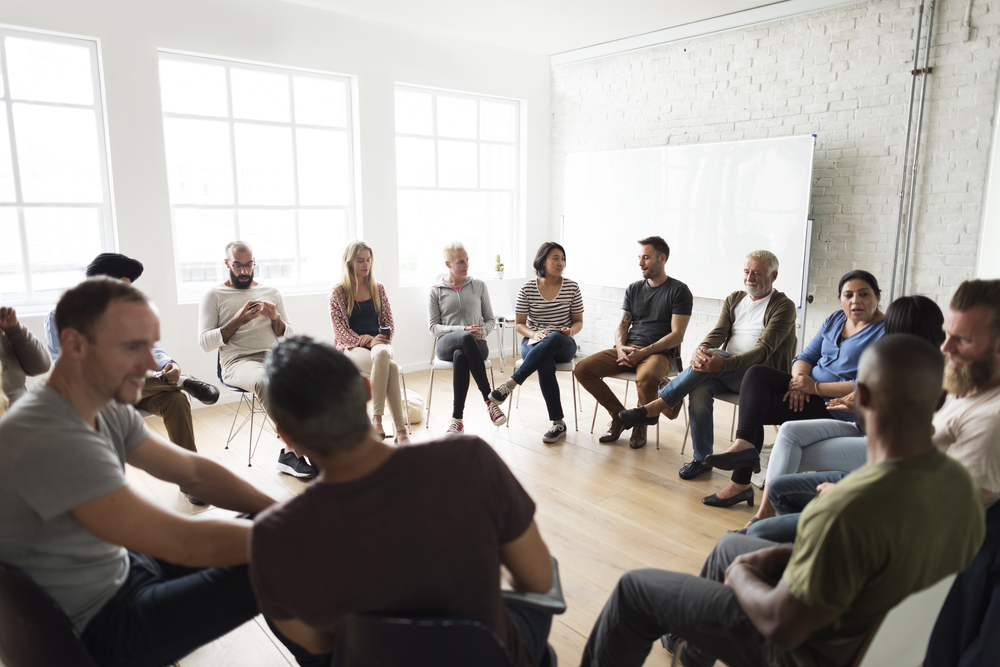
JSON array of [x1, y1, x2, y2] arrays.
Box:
[[727, 292, 773, 355], [933, 384, 1000, 508]]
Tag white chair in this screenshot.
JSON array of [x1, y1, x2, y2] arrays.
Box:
[[853, 573, 957, 667], [508, 357, 579, 431], [587, 355, 685, 451], [681, 391, 740, 456], [425, 336, 496, 427], [217, 353, 272, 467], [486, 281, 517, 370]]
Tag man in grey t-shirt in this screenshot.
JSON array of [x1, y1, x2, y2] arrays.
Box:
[[0, 278, 318, 667]]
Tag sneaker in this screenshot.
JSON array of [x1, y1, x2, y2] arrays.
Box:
[[276, 449, 318, 478], [678, 459, 714, 480], [489, 381, 515, 406], [486, 401, 508, 426], [542, 420, 567, 443], [446, 418, 464, 434], [184, 493, 208, 507]]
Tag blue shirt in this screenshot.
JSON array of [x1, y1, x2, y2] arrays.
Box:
[[43, 310, 174, 370], [795, 310, 885, 422]]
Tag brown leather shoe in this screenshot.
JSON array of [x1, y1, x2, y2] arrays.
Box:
[[598, 417, 632, 443], [629, 424, 648, 449], [663, 401, 683, 420]]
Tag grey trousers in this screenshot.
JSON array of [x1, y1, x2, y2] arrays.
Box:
[[580, 534, 780, 667]]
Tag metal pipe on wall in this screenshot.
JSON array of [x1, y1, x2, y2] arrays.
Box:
[[900, 0, 938, 295], [888, 0, 926, 302]]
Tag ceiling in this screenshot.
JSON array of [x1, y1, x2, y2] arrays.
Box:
[[279, 0, 782, 56]]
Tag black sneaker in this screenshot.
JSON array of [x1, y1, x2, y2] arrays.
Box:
[[678, 459, 714, 480], [542, 420, 567, 443], [276, 449, 318, 478], [489, 382, 514, 406]]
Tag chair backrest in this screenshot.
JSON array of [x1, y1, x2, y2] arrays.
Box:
[[0, 561, 101, 667], [486, 281, 516, 321], [853, 573, 957, 667], [332, 614, 513, 667]]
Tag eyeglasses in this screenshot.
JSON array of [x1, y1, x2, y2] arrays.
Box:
[[230, 260, 255, 273]]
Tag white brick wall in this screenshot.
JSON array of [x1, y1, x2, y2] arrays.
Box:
[[552, 0, 1000, 353]]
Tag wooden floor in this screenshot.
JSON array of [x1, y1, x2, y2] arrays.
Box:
[[127, 363, 767, 667]]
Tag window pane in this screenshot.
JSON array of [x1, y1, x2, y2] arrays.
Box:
[[14, 103, 102, 203], [173, 208, 235, 294], [0, 209, 24, 301], [231, 68, 290, 123], [481, 100, 516, 142], [299, 209, 347, 284], [438, 140, 477, 188], [158, 59, 228, 117], [24, 207, 101, 301], [234, 124, 295, 205], [239, 210, 296, 285], [395, 89, 433, 135], [481, 144, 515, 189], [5, 37, 93, 106], [163, 117, 234, 205], [297, 128, 349, 205], [294, 76, 346, 127], [397, 190, 491, 283], [395, 137, 435, 188], [437, 96, 476, 139], [0, 107, 15, 202]]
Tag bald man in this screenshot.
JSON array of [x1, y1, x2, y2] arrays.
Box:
[[581, 334, 985, 667]]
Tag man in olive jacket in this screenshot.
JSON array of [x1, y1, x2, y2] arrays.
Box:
[[620, 250, 797, 480]]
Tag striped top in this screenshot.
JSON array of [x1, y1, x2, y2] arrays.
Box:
[[515, 278, 584, 332]]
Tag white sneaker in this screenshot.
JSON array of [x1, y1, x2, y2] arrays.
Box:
[[486, 400, 508, 426], [446, 418, 464, 434], [542, 420, 567, 443]]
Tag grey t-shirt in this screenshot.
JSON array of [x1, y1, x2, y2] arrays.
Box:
[[0, 384, 148, 631], [622, 277, 694, 350]]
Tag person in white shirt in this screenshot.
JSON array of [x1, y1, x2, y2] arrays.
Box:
[[619, 251, 797, 482], [198, 241, 316, 478]]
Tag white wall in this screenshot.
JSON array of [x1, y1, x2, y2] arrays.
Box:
[[550, 0, 1000, 354], [3, 0, 551, 396]]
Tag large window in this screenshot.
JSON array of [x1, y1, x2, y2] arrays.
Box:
[[158, 52, 358, 302], [0, 28, 115, 310], [395, 84, 522, 285]]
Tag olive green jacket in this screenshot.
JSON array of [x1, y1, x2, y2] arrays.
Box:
[[701, 289, 797, 373]]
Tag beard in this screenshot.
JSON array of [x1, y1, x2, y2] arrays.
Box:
[[943, 349, 996, 396], [230, 269, 255, 290]]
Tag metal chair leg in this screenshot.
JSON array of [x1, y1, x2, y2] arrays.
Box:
[[571, 376, 578, 431], [400, 370, 410, 433], [425, 365, 435, 428]]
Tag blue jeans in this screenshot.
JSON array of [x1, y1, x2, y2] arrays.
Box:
[[514, 333, 577, 421], [658, 351, 746, 462], [745, 471, 847, 543], [82, 552, 325, 667]]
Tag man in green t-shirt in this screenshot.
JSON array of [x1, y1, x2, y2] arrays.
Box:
[[581, 334, 985, 667]]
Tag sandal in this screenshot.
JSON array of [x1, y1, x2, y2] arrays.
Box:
[[726, 516, 760, 535]]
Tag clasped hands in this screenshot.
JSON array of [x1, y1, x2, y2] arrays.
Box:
[[358, 334, 390, 348], [690, 346, 724, 373], [724, 545, 793, 588], [616, 344, 650, 367], [465, 325, 485, 340], [532, 327, 573, 343], [239, 299, 279, 325]]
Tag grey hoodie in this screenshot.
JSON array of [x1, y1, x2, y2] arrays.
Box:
[[428, 277, 496, 336]]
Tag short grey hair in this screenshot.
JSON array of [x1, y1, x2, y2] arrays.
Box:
[[225, 240, 253, 260], [746, 250, 778, 274], [443, 241, 466, 263]]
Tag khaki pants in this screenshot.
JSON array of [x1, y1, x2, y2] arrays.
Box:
[[574, 348, 674, 418], [222, 352, 268, 411], [343, 345, 406, 431], [139, 376, 196, 452]]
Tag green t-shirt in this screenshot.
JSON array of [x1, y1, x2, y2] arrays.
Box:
[[770, 448, 985, 667]]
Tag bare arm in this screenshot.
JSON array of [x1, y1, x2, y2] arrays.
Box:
[[272, 619, 336, 655], [624, 314, 691, 366], [614, 311, 632, 350], [514, 313, 536, 340], [727, 568, 839, 650], [501, 520, 553, 593]]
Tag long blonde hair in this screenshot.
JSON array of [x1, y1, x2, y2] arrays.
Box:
[[335, 240, 381, 315]]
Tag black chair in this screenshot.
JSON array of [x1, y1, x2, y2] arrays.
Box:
[[0, 561, 101, 667], [217, 352, 272, 467]]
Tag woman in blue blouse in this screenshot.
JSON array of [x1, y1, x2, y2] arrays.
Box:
[[702, 270, 885, 508]]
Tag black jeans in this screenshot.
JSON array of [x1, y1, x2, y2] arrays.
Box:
[[733, 365, 840, 485], [436, 331, 491, 419], [82, 553, 327, 667]]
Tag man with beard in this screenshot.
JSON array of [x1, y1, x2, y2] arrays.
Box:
[[0, 278, 323, 667], [616, 250, 797, 477], [574, 236, 693, 449], [198, 241, 315, 477]]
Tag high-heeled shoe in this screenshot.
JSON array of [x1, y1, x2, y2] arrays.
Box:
[[705, 448, 760, 473], [702, 487, 754, 508]]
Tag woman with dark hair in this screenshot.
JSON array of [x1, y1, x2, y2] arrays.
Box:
[[489, 242, 584, 443], [731, 294, 945, 534], [701, 270, 886, 508]]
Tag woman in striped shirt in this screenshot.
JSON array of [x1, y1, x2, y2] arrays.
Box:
[[490, 242, 584, 443]]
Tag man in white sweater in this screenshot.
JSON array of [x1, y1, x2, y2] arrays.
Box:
[[198, 241, 316, 478]]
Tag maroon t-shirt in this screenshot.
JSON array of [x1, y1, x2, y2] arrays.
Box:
[[249, 435, 536, 665]]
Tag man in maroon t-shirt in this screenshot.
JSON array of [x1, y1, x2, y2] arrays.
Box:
[[249, 336, 555, 666]]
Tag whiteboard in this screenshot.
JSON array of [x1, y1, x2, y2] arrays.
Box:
[[563, 135, 814, 306]]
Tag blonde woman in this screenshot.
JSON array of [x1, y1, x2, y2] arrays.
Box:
[[330, 241, 409, 443]]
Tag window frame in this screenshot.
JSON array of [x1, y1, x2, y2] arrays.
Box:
[[157, 49, 362, 304], [0, 24, 117, 313]]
